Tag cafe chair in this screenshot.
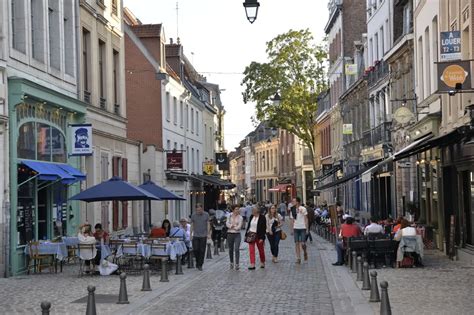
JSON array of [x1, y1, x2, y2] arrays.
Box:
[[27, 241, 54, 274], [77, 244, 97, 276], [149, 243, 168, 272]]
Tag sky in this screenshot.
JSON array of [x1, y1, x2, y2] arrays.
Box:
[[123, 0, 329, 151]]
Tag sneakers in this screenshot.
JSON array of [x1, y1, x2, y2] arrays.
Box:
[[197, 266, 203, 271], [260, 264, 265, 269], [248, 265, 256, 270], [235, 264, 240, 270], [296, 258, 301, 264], [230, 263, 234, 270]]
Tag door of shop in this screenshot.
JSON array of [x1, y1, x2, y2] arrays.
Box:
[[462, 171, 474, 246]]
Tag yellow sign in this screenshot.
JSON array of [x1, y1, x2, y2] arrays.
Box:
[[441, 64, 468, 88], [203, 162, 215, 175]]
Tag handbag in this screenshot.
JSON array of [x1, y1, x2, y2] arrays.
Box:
[[280, 231, 287, 240], [245, 232, 257, 243]]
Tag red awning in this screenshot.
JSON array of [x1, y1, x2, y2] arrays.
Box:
[[269, 184, 288, 192]]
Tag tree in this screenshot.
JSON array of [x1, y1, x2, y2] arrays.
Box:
[[241, 29, 327, 172]]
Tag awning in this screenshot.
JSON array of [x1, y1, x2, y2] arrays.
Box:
[[269, 184, 288, 192], [315, 165, 341, 182], [313, 167, 370, 191], [195, 174, 236, 189], [20, 160, 85, 184]]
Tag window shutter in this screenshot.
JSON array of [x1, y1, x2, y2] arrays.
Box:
[[112, 156, 119, 230], [122, 158, 128, 228]]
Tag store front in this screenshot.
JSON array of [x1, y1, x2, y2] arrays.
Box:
[[8, 78, 87, 275]]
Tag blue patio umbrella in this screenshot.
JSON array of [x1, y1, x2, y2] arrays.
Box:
[[69, 176, 160, 202], [138, 181, 186, 200]]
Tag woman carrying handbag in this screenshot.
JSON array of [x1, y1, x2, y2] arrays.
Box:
[[245, 206, 267, 270], [266, 205, 283, 263]]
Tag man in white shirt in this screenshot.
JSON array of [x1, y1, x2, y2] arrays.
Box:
[[363, 217, 384, 236], [290, 197, 309, 264]]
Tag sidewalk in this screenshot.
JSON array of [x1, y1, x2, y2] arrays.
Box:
[[317, 235, 474, 315]]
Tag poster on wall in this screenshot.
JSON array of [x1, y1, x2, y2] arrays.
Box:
[[70, 124, 93, 156]]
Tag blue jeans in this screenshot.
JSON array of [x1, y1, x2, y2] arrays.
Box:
[[267, 231, 281, 257], [335, 241, 344, 264]]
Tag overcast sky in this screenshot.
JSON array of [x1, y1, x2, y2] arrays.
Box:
[[124, 0, 329, 151]]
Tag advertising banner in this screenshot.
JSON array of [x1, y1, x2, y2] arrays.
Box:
[[440, 31, 461, 61], [70, 124, 93, 156]]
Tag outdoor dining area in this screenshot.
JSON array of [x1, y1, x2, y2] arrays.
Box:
[[24, 177, 189, 277]]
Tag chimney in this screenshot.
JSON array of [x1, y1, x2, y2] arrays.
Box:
[[170, 38, 173, 44]]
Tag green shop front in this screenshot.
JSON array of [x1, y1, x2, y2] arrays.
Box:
[[8, 78, 87, 275]]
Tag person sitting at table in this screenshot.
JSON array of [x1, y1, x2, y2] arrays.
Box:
[[394, 219, 417, 240], [169, 221, 186, 240], [149, 222, 166, 238], [394, 219, 422, 267], [162, 219, 171, 237], [364, 216, 384, 237], [180, 218, 191, 242], [333, 216, 362, 266], [78, 224, 97, 273], [93, 223, 109, 244], [392, 216, 404, 235]]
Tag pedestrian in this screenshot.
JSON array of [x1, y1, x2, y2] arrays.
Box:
[[305, 203, 315, 243], [245, 205, 266, 270], [226, 205, 243, 270], [290, 197, 309, 264], [266, 204, 283, 263], [191, 204, 211, 271], [278, 200, 287, 221], [239, 204, 247, 229], [332, 216, 362, 266]]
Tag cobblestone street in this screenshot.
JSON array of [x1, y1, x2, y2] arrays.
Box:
[[0, 230, 473, 314]]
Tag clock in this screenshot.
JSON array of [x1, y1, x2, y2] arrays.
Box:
[[393, 107, 414, 124]]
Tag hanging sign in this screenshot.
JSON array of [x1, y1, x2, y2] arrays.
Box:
[[167, 151, 183, 170], [440, 31, 461, 61], [203, 161, 215, 175], [215, 152, 229, 170], [437, 61, 471, 92], [342, 124, 353, 135], [70, 124, 93, 156]]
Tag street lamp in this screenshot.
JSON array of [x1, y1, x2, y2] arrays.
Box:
[[272, 92, 281, 106], [243, 0, 260, 24]]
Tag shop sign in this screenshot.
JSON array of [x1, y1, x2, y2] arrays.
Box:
[[166, 151, 183, 170], [203, 161, 215, 175], [70, 124, 93, 156], [345, 64, 357, 75], [215, 152, 229, 170], [440, 31, 461, 61], [342, 123, 353, 135], [437, 61, 471, 92], [393, 107, 414, 124]]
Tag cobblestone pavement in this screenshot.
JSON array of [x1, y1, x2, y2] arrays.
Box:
[[316, 235, 474, 315], [0, 225, 371, 315]]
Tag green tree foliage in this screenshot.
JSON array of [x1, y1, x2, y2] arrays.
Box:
[[241, 29, 327, 171]]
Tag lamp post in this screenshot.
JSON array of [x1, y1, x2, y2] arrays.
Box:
[[243, 0, 260, 24]]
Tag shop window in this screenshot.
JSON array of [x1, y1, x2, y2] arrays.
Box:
[[17, 122, 35, 160], [18, 121, 66, 162], [17, 170, 35, 245]]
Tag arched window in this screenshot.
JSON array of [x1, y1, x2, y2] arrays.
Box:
[[18, 122, 67, 163]]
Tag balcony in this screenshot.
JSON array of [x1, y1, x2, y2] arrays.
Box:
[[83, 90, 91, 104], [100, 97, 107, 109], [114, 103, 120, 115], [361, 122, 391, 148], [367, 60, 389, 88]]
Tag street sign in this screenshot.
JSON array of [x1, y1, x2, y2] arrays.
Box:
[[440, 31, 461, 61]]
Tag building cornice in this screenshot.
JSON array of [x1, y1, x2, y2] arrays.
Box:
[[92, 128, 140, 146], [87, 104, 127, 123]]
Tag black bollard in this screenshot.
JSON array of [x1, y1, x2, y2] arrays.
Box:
[[40, 301, 51, 315], [369, 271, 381, 302], [362, 262, 371, 290], [348, 250, 353, 269], [175, 255, 183, 275], [141, 264, 152, 291], [117, 273, 130, 304], [206, 243, 213, 259], [356, 256, 363, 281], [187, 250, 195, 268], [160, 258, 169, 282], [220, 239, 225, 252], [86, 285, 97, 315], [380, 281, 392, 315], [214, 242, 219, 256], [351, 251, 357, 273]]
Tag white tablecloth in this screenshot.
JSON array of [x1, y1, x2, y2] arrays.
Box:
[[24, 242, 68, 261], [62, 237, 111, 260], [115, 241, 187, 261]]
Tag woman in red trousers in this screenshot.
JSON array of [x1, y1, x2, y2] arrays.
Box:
[[245, 206, 267, 270]]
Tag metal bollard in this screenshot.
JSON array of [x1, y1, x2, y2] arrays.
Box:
[[141, 264, 152, 291], [348, 250, 353, 269], [187, 250, 195, 268], [356, 256, 363, 281], [40, 301, 51, 315], [206, 243, 213, 259], [160, 258, 169, 282], [220, 239, 225, 252], [369, 271, 381, 302], [351, 251, 357, 273], [117, 273, 130, 304], [175, 255, 183, 275], [362, 262, 371, 290], [214, 242, 219, 256], [380, 281, 392, 315], [86, 285, 97, 315]]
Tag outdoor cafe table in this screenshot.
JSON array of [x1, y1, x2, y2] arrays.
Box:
[[116, 240, 187, 260], [62, 237, 112, 260], [24, 241, 68, 273]]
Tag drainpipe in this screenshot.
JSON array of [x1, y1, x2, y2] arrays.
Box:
[[138, 141, 143, 232], [74, 0, 81, 99], [3, 119, 10, 278]]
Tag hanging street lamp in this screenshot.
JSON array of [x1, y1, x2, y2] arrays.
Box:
[[243, 0, 260, 24]]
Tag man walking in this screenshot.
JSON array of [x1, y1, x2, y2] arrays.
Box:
[[278, 200, 287, 221], [191, 204, 211, 271], [290, 197, 309, 264]]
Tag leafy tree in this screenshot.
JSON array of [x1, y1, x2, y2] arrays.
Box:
[[241, 29, 327, 172]]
